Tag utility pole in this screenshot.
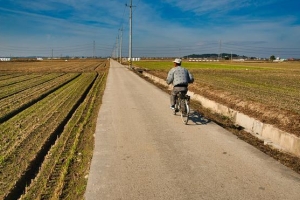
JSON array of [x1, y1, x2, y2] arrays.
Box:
[[218, 40, 221, 60], [116, 36, 119, 62], [119, 27, 123, 63], [219, 39, 222, 60], [126, 0, 134, 68], [129, 0, 132, 68], [93, 40, 95, 58]]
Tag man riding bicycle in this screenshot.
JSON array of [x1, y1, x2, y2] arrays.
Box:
[[166, 58, 194, 109]]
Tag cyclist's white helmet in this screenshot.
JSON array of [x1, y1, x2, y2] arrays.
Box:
[[173, 58, 181, 64]]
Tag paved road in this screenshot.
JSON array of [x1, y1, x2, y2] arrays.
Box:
[[85, 59, 300, 200]]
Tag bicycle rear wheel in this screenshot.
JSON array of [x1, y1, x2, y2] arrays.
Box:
[[180, 99, 190, 124]]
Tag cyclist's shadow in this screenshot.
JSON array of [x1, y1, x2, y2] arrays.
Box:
[[188, 110, 211, 125]]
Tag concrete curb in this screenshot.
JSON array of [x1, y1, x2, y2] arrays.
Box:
[[142, 71, 300, 157]]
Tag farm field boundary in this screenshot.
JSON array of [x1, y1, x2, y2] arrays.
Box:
[[141, 71, 300, 157]]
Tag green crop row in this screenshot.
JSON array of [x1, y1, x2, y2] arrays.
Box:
[[20, 71, 108, 199], [0, 73, 34, 87], [0, 74, 87, 156], [0, 73, 97, 199], [0, 73, 65, 99], [0, 73, 80, 122]]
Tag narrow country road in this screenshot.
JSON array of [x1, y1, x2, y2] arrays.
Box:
[[85, 59, 300, 200]]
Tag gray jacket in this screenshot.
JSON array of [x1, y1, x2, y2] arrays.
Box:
[[166, 66, 194, 86]]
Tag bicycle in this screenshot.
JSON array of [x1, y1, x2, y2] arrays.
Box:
[[173, 92, 190, 124]]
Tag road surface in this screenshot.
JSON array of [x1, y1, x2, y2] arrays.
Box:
[[85, 59, 300, 200]]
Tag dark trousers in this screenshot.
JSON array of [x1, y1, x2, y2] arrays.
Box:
[[170, 86, 188, 106]]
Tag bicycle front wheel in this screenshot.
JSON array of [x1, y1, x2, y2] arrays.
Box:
[[180, 99, 190, 124]]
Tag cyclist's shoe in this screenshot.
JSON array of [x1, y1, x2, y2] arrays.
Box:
[[170, 105, 175, 109]]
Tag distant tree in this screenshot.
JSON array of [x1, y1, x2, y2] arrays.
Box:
[[270, 55, 276, 61]]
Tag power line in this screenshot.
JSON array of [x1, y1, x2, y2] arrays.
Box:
[[1, 40, 299, 58], [0, 41, 111, 57]]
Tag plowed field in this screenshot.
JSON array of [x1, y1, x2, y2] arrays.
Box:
[[0, 59, 108, 200]]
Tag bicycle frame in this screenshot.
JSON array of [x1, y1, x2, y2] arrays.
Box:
[[173, 92, 190, 124]]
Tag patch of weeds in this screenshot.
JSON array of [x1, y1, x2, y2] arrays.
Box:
[[0, 156, 4, 166]]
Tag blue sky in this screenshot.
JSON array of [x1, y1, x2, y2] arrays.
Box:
[[0, 0, 299, 58]]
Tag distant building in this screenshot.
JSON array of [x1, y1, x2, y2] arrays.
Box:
[[273, 57, 285, 62], [128, 57, 141, 61], [232, 59, 245, 62], [0, 58, 11, 61]]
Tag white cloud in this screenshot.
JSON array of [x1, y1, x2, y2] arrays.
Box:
[[163, 0, 278, 15]]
